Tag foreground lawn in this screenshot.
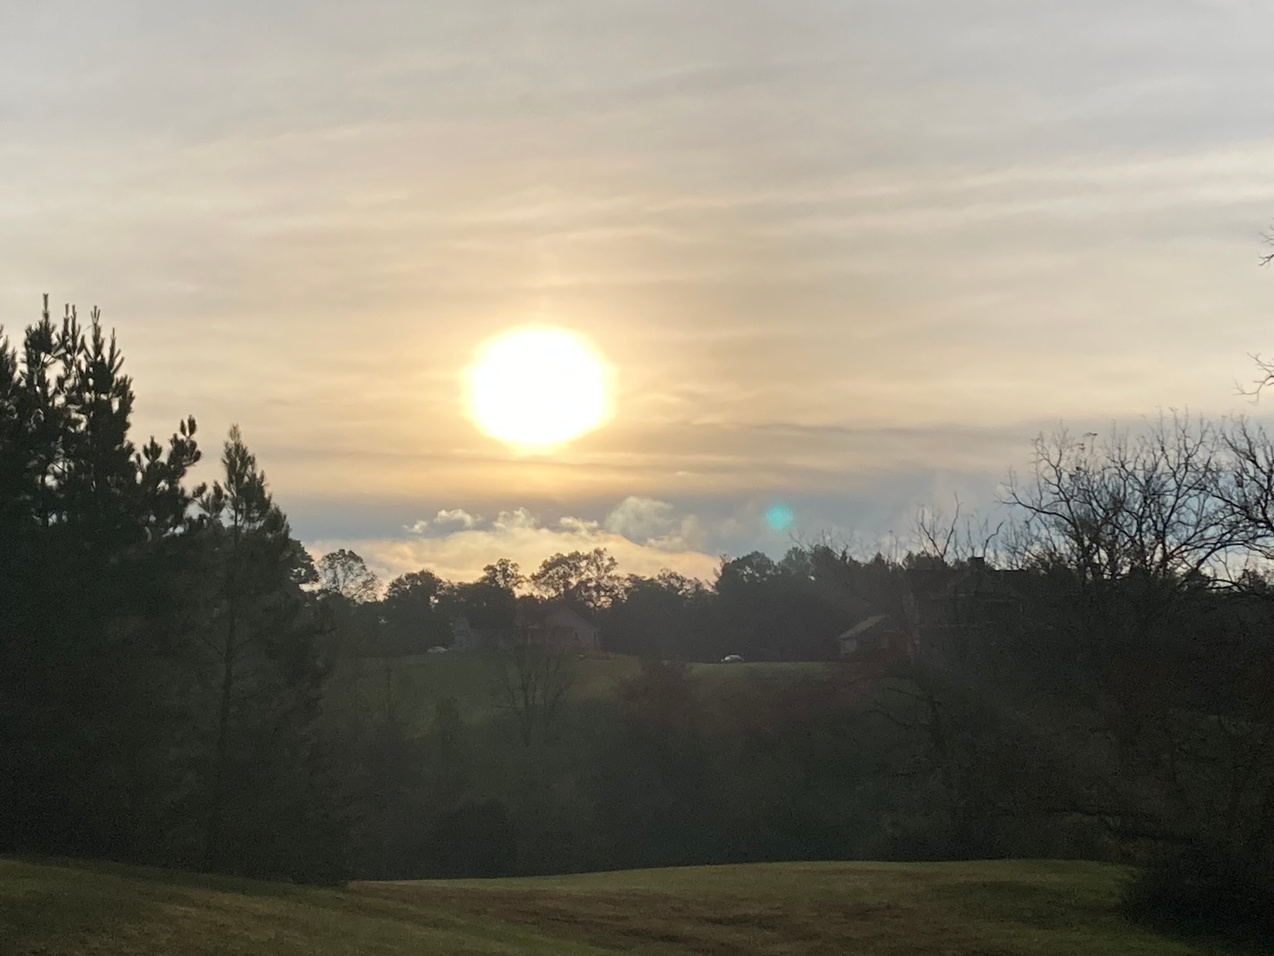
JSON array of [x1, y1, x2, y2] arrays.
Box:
[[1, 857, 1255, 955]]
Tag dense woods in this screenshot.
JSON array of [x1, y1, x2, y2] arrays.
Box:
[[2, 301, 1272, 942]]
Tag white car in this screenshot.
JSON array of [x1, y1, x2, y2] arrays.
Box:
[[720, 654, 744, 663], [426, 645, 449, 655]]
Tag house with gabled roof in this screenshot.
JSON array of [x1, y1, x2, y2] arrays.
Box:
[[452, 601, 599, 652], [520, 601, 599, 651], [836, 557, 1027, 666]]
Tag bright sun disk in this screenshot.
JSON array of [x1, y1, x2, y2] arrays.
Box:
[[466, 326, 612, 450]]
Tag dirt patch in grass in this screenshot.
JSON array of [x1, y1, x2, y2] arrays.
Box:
[[353, 862, 1243, 956], [356, 883, 924, 955]]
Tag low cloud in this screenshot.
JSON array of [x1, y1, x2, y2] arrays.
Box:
[[603, 496, 711, 553], [404, 508, 481, 535], [604, 496, 676, 540], [434, 508, 479, 529], [321, 501, 723, 584]]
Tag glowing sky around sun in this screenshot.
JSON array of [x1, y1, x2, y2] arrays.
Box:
[[4, 0, 1274, 581]]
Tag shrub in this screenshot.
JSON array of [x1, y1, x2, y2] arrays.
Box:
[[1121, 843, 1274, 948], [423, 800, 517, 877]]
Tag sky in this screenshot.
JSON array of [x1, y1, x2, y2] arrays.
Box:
[[4, 0, 1274, 584]]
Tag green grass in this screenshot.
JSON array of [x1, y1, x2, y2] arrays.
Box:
[[333, 651, 644, 731], [684, 660, 840, 684], [0, 858, 605, 956], [2, 857, 1256, 955], [336, 652, 844, 733]]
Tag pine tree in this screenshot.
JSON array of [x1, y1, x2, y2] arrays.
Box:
[[2, 298, 346, 879], [193, 426, 346, 882], [0, 296, 204, 860]]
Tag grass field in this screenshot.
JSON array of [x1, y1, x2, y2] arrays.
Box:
[[337, 651, 645, 730], [1, 857, 1256, 955], [337, 651, 842, 732]]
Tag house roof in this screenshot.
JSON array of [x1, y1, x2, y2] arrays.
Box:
[[836, 614, 894, 641], [517, 600, 598, 630], [906, 562, 1028, 601]]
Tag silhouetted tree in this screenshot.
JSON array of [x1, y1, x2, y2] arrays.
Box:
[[603, 570, 708, 660], [494, 642, 574, 747], [0, 297, 203, 861], [316, 549, 381, 603], [192, 426, 344, 881], [480, 558, 524, 591], [439, 572, 519, 631], [531, 548, 620, 609], [711, 551, 842, 661], [381, 568, 452, 651]]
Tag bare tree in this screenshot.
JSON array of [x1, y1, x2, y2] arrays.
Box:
[[914, 495, 1005, 564], [1004, 416, 1237, 586], [1237, 230, 1274, 398], [992, 415, 1274, 857], [1215, 417, 1274, 559], [492, 638, 574, 747]]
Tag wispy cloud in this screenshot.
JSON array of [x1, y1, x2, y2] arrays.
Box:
[[5, 1, 1274, 566]]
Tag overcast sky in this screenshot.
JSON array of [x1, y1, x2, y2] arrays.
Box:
[[4, 0, 1274, 582]]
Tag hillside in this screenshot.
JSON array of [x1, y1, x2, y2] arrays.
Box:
[[331, 650, 641, 730], [332, 650, 842, 731], [0, 857, 1254, 956]]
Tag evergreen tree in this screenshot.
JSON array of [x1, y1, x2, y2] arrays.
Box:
[[0, 297, 203, 860], [191, 426, 346, 882], [1, 299, 344, 881]]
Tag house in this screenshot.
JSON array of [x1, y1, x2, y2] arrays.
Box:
[[836, 557, 1027, 666], [838, 614, 897, 657], [450, 602, 600, 653], [909, 557, 1026, 644], [836, 613, 918, 666], [450, 617, 516, 652], [522, 602, 599, 652]]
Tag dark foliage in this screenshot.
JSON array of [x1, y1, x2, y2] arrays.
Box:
[[1122, 845, 1274, 949], [423, 801, 518, 877]]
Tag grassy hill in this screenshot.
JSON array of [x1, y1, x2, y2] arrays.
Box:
[[1, 857, 1255, 955], [333, 651, 642, 730], [334, 650, 841, 732]]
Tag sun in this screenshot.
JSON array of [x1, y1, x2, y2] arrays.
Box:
[[465, 326, 613, 451]]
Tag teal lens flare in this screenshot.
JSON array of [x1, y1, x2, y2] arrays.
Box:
[[765, 504, 795, 532]]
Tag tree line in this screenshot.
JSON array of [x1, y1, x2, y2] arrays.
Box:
[[314, 542, 864, 665]]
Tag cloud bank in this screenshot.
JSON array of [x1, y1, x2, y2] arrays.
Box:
[[312, 497, 725, 584]]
